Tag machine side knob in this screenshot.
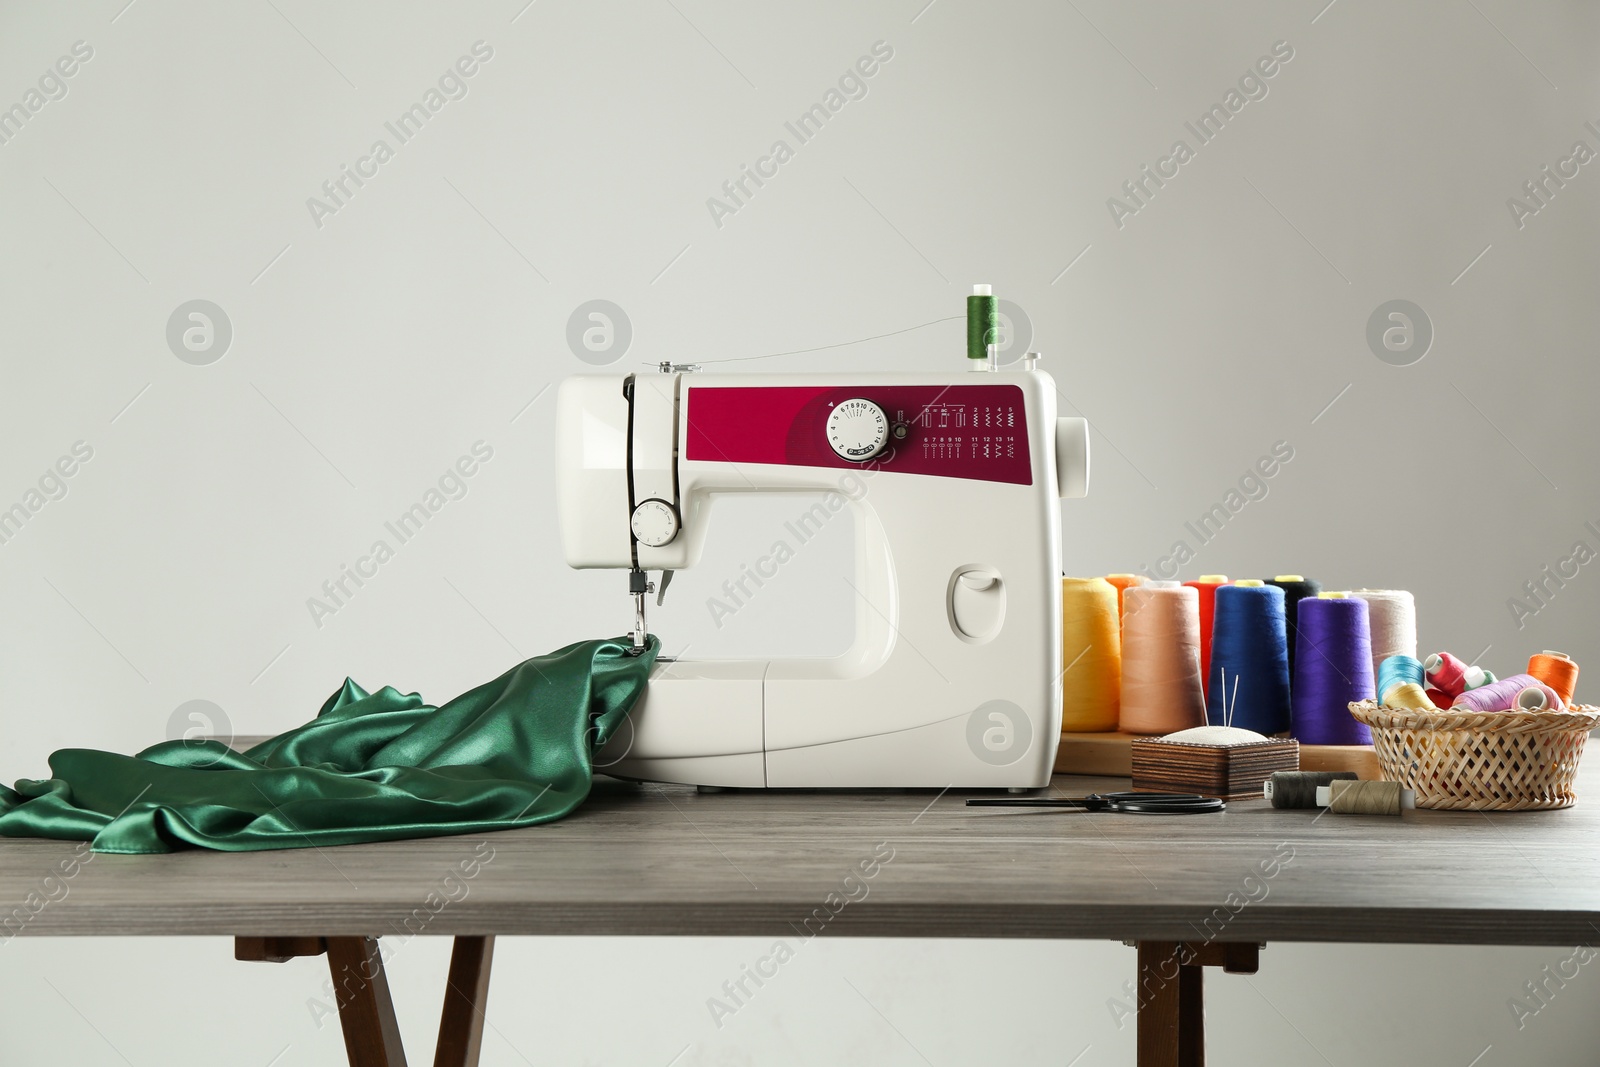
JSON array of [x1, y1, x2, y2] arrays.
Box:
[[630, 498, 680, 547], [1055, 417, 1090, 499], [826, 399, 889, 461]]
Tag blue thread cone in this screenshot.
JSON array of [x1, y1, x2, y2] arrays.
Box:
[[1206, 584, 1291, 734]]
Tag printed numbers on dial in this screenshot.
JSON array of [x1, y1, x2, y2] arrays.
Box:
[[631, 499, 679, 547], [826, 399, 889, 461]]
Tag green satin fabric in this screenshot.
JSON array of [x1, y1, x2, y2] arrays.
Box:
[[0, 636, 656, 854]]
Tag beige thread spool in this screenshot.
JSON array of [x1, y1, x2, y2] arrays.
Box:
[[1316, 779, 1414, 816], [1119, 581, 1206, 735], [1352, 589, 1418, 683]]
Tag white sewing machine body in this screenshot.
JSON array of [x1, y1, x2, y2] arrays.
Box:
[[557, 366, 1088, 788]]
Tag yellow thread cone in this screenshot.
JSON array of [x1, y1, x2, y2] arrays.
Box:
[[1062, 577, 1121, 732]]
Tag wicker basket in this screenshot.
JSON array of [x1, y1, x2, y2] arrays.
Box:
[[1348, 700, 1599, 811]]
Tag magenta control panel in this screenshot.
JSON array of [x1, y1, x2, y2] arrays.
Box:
[[685, 384, 1033, 485]]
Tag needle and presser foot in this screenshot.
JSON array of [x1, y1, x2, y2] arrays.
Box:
[[627, 567, 672, 654]]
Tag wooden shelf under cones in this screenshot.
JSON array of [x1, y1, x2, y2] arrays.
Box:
[[1297, 743, 1381, 780], [1054, 731, 1142, 776]]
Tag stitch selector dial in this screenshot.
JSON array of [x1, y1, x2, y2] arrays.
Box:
[[825, 399, 889, 461], [630, 498, 680, 547]]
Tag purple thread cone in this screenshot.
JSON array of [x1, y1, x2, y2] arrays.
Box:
[[1291, 597, 1375, 745]]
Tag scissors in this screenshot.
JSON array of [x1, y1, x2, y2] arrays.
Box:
[[966, 791, 1224, 815]]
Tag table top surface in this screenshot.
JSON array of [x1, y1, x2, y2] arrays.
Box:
[[4, 760, 1598, 945]]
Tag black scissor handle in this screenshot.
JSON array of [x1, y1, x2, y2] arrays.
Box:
[[1096, 792, 1225, 814], [966, 791, 1224, 814]]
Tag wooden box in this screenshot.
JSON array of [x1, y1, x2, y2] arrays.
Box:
[[1130, 737, 1299, 800]]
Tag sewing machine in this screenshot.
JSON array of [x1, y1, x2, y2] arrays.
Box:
[[557, 356, 1089, 788]]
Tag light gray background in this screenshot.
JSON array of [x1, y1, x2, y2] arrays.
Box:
[[2, 0, 1598, 1063]]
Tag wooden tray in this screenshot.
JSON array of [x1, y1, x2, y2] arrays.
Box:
[[1298, 744, 1381, 781], [1054, 731, 1139, 776]]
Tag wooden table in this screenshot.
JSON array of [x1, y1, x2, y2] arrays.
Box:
[[5, 761, 1598, 1066]]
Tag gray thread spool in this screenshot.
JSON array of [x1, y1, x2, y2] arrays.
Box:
[[1263, 770, 1358, 809]]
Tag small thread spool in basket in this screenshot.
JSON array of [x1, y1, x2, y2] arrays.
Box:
[[1528, 651, 1579, 706]]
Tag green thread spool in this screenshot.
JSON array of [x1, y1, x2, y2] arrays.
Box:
[[967, 284, 997, 363]]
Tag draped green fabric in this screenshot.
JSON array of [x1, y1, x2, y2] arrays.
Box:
[[0, 636, 656, 854]]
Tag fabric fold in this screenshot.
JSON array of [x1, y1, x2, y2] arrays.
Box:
[[0, 636, 656, 854]]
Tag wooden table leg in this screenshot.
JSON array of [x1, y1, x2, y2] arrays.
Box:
[[1175, 958, 1204, 1064], [236, 934, 496, 1067], [1137, 942, 1199, 1066], [326, 936, 409, 1067], [434, 936, 495, 1067], [1135, 941, 1261, 1067]]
